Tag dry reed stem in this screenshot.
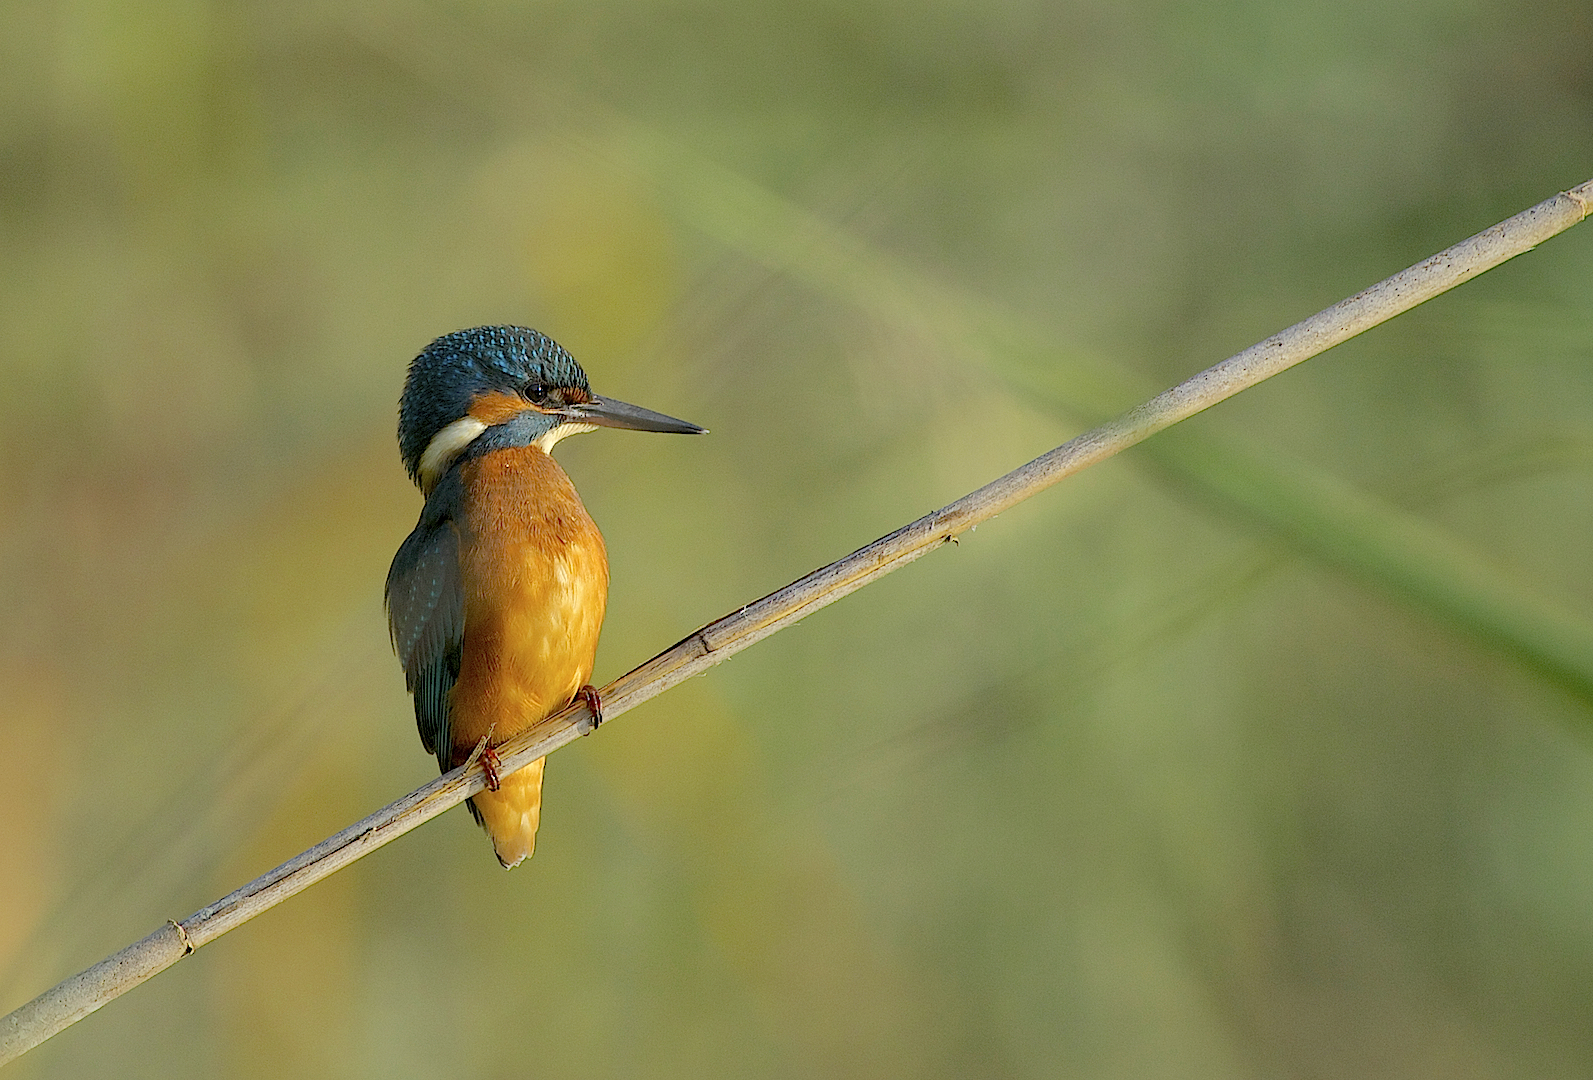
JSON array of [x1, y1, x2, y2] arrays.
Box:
[[2, 177, 1588, 1067]]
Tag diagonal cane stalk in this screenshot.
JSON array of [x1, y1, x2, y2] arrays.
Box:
[[1, 177, 1588, 1068]]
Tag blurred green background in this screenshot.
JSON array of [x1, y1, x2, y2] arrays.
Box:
[[3, 0, 1592, 1076]]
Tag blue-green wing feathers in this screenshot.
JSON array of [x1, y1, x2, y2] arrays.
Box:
[[385, 474, 466, 773]]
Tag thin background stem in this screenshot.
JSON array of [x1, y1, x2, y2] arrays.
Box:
[[2, 178, 1588, 1068]]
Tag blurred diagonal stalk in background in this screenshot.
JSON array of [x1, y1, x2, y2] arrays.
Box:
[[637, 148, 1593, 702], [1, 165, 1588, 1066]]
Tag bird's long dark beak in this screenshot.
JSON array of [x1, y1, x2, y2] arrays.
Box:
[[572, 395, 706, 435]]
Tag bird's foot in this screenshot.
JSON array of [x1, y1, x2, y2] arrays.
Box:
[[481, 745, 502, 792], [578, 684, 604, 733]]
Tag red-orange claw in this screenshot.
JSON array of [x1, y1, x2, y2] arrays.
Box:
[[481, 745, 502, 791], [578, 684, 604, 732]]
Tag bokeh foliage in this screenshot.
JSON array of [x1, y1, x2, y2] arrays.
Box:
[[1, 1, 1592, 1077]]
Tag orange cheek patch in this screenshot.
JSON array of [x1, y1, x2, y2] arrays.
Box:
[[467, 390, 537, 425]]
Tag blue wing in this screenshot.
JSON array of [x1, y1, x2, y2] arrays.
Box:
[[385, 470, 466, 773]]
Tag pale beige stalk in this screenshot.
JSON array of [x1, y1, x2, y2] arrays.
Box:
[[2, 177, 1587, 1068]]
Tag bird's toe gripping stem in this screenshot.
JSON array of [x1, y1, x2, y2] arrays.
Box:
[[480, 745, 502, 791], [578, 684, 604, 733]]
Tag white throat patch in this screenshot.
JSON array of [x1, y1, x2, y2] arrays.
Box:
[[418, 416, 599, 492], [535, 421, 597, 455], [417, 417, 487, 494]]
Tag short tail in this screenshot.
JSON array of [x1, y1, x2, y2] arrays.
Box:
[[468, 757, 546, 868]]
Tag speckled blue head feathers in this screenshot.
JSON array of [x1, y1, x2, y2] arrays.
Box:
[[398, 326, 589, 483]]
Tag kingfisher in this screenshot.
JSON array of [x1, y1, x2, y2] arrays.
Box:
[[385, 326, 704, 867]]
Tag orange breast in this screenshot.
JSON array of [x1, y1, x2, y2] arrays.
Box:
[[451, 446, 608, 866]]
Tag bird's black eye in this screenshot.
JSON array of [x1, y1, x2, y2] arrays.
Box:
[[525, 382, 549, 404]]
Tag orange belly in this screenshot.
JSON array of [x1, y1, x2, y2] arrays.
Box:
[[451, 446, 608, 867]]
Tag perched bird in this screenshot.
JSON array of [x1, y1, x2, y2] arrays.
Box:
[[386, 326, 704, 867]]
